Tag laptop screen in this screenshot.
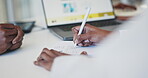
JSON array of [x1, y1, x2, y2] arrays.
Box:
[[42, 0, 115, 27]]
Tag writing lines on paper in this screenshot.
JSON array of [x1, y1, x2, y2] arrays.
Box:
[[52, 41, 97, 55]]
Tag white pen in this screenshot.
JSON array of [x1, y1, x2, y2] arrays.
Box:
[[74, 7, 91, 46]]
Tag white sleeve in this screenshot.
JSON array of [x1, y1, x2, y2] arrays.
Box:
[[49, 55, 95, 78], [119, 30, 127, 34]]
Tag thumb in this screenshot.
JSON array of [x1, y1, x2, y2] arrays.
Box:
[[72, 27, 79, 34], [34, 60, 52, 71], [12, 26, 24, 44]]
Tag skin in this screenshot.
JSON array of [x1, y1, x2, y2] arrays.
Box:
[[116, 16, 132, 21], [113, 3, 136, 21], [0, 24, 24, 54], [34, 48, 87, 71], [113, 3, 137, 10], [72, 24, 112, 47]]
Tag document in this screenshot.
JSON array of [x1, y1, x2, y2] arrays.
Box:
[[52, 41, 98, 56]]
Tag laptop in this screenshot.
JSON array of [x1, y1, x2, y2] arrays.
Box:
[[42, 0, 121, 41]]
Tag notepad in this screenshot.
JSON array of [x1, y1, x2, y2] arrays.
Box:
[[51, 41, 98, 56]]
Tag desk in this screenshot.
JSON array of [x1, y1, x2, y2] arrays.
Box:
[[0, 25, 121, 78], [0, 24, 119, 77], [0, 29, 61, 78], [0, 23, 123, 78]]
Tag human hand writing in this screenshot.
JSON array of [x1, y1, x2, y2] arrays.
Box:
[[72, 24, 111, 47]]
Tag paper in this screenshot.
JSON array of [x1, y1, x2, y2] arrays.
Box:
[[52, 41, 98, 56]]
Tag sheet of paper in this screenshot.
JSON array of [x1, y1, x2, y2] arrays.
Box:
[[51, 41, 98, 56]]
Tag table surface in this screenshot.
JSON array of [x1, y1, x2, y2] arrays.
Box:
[[0, 24, 125, 78], [0, 3, 146, 77], [0, 29, 61, 78]]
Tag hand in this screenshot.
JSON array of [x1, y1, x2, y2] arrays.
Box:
[[113, 3, 137, 10], [9, 25, 24, 51], [72, 24, 111, 47], [0, 24, 24, 54], [34, 48, 87, 71]]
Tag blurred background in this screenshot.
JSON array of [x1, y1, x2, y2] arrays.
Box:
[[0, 0, 147, 25], [0, 0, 45, 26]]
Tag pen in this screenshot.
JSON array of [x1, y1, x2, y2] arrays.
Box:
[[74, 7, 91, 46]]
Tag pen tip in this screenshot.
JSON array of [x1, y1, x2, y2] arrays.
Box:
[[74, 43, 77, 47]]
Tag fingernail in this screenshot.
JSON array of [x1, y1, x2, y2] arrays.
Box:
[[34, 61, 38, 65], [12, 41, 16, 44], [72, 27, 75, 30], [78, 43, 83, 46], [72, 28, 78, 33], [50, 49, 56, 51], [43, 48, 48, 50], [73, 28, 77, 31], [81, 51, 88, 55], [84, 39, 90, 43], [83, 51, 87, 54]]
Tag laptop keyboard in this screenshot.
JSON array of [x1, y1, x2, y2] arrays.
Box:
[[59, 24, 80, 31], [60, 20, 122, 31]]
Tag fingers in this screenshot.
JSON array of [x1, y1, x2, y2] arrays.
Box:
[[3, 35, 16, 43], [116, 16, 132, 21], [113, 3, 137, 10], [9, 41, 22, 51], [34, 48, 89, 71], [34, 48, 70, 71], [0, 35, 15, 54], [0, 28, 18, 36], [0, 24, 24, 44], [72, 27, 79, 43], [80, 51, 88, 55], [72, 27, 78, 41], [0, 43, 12, 54], [43, 48, 58, 58], [34, 60, 52, 71], [72, 24, 111, 47], [72, 27, 91, 45], [49, 49, 69, 56], [72, 27, 79, 34], [37, 48, 69, 61], [72, 24, 94, 46], [77, 40, 93, 47], [0, 24, 16, 29], [74, 33, 92, 46], [12, 26, 24, 44], [0, 24, 24, 54], [34, 51, 53, 71], [78, 34, 91, 42], [40, 52, 53, 61]]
